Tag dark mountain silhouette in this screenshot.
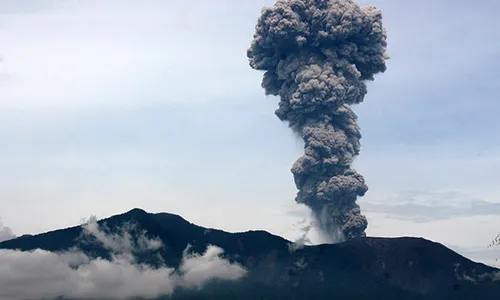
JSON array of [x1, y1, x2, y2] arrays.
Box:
[[1, 208, 499, 300]]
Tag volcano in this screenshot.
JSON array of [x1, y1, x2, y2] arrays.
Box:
[[1, 208, 499, 300]]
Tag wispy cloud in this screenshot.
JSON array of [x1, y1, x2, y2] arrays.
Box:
[[362, 189, 500, 222], [0, 217, 247, 300]]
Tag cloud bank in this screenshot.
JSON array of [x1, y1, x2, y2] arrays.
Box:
[[0, 217, 247, 300]]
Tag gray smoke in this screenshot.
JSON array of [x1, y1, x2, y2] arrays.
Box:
[[0, 218, 15, 242], [288, 222, 312, 252], [248, 0, 388, 241]]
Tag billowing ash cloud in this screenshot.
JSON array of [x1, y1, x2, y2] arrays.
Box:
[[248, 0, 388, 241], [0, 218, 16, 242], [0, 217, 247, 300]]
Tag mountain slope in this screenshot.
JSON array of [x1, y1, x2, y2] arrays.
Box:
[[1, 208, 499, 300]]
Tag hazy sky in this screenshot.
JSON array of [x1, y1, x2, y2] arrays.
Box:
[[1, 0, 500, 266]]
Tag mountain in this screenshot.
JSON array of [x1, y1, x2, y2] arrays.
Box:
[[1, 208, 499, 300]]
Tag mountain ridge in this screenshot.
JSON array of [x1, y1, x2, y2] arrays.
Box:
[[1, 208, 499, 300]]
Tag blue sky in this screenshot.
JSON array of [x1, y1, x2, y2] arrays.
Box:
[[1, 0, 500, 266]]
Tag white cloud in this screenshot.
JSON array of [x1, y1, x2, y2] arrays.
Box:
[[80, 215, 163, 254], [0, 217, 247, 300], [178, 245, 248, 290]]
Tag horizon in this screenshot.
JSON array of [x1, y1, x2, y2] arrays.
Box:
[[1, 0, 500, 268]]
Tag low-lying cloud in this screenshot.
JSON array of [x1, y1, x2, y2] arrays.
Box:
[[0, 217, 247, 300], [79, 215, 164, 254]]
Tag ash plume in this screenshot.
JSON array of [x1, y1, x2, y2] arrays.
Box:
[[248, 0, 388, 241]]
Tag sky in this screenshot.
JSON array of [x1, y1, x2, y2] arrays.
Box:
[[1, 0, 500, 266]]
